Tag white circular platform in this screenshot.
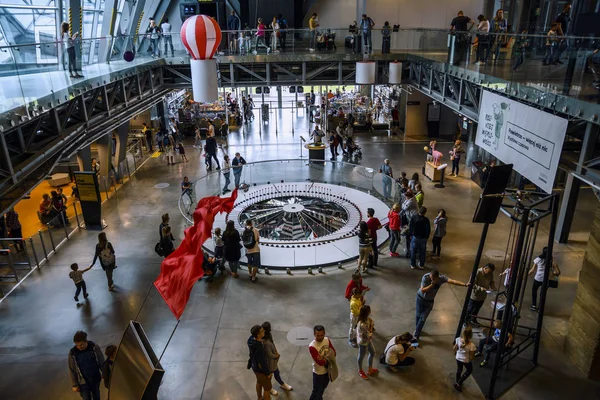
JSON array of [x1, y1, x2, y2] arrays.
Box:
[[204, 182, 390, 269]]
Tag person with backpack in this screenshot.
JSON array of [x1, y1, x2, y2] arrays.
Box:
[[453, 325, 477, 392], [383, 332, 417, 372], [89, 232, 116, 291], [68, 331, 105, 400], [243, 219, 260, 282], [247, 324, 273, 400], [160, 226, 175, 258]]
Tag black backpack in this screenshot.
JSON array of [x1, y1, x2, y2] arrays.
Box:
[[242, 228, 256, 249]]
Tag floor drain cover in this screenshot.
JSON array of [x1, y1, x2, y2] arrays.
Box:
[[287, 326, 314, 346], [154, 183, 170, 189]]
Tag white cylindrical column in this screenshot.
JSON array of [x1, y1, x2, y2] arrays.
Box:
[[190, 58, 218, 103], [389, 61, 402, 84], [356, 61, 376, 84]]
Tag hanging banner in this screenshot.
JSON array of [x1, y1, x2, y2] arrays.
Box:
[[475, 91, 568, 193]]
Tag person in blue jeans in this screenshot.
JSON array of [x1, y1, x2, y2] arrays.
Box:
[[413, 269, 468, 342], [68, 331, 105, 400], [360, 14, 374, 52], [409, 207, 430, 269], [232, 152, 247, 188]]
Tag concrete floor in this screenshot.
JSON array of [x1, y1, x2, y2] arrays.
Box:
[[1, 110, 600, 400]]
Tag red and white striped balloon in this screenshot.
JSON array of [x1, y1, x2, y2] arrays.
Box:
[[181, 15, 222, 60]]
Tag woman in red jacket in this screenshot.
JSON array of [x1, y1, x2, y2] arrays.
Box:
[[388, 203, 401, 257]]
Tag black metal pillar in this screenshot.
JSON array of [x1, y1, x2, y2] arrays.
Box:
[[488, 208, 529, 399]]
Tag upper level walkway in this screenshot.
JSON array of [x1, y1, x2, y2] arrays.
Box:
[[1, 29, 598, 124]]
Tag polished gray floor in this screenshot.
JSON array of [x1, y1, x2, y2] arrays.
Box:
[[0, 111, 599, 400]]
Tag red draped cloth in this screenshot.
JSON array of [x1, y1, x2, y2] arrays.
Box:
[[154, 189, 238, 319]]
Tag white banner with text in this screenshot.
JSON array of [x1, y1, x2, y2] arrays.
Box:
[[475, 91, 568, 193]]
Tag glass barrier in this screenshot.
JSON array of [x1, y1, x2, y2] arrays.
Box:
[[1, 29, 598, 122], [178, 159, 399, 224]]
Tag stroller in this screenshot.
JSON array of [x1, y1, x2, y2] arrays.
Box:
[[344, 136, 362, 160], [317, 30, 337, 50]]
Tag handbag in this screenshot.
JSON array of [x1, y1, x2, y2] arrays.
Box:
[[549, 278, 558, 288], [154, 242, 164, 256]]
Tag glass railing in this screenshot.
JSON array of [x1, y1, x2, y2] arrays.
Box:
[[178, 159, 399, 225], [1, 28, 598, 122]]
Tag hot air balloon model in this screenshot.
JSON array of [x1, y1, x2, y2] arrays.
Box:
[[180, 15, 222, 102]]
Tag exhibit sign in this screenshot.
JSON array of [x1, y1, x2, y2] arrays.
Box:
[[475, 91, 568, 193], [74, 171, 102, 228]]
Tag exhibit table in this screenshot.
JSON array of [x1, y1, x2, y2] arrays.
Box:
[[305, 143, 328, 162]]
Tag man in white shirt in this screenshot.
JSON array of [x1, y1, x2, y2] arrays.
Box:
[[161, 18, 174, 57], [309, 325, 336, 400]]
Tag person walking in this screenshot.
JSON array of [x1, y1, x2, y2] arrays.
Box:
[[243, 219, 261, 282], [61, 22, 83, 78], [5, 208, 23, 252], [222, 155, 232, 194], [177, 142, 188, 162], [449, 140, 466, 176], [366, 208, 382, 268], [254, 18, 271, 54], [379, 159, 393, 199], [384, 332, 417, 372], [356, 305, 378, 379], [161, 17, 174, 57], [542, 23, 560, 65], [205, 133, 220, 171], [414, 269, 469, 342], [360, 14, 375, 53], [69, 263, 92, 302], [247, 325, 273, 400], [89, 232, 116, 291], [262, 321, 293, 394], [222, 220, 241, 278], [309, 325, 336, 400], [348, 287, 364, 347], [232, 152, 247, 188], [467, 263, 496, 324], [102, 345, 117, 390], [357, 221, 372, 273], [552, 4, 571, 64], [401, 190, 418, 258], [512, 30, 529, 71], [409, 207, 430, 270], [146, 18, 161, 58], [432, 209, 447, 259], [308, 13, 319, 51], [160, 226, 175, 258], [528, 247, 560, 311], [68, 331, 105, 400], [453, 325, 477, 392], [388, 203, 401, 257]]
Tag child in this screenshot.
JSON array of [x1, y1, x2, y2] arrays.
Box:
[[102, 345, 117, 389], [453, 325, 477, 392], [178, 142, 188, 162], [69, 263, 92, 302], [542, 23, 560, 65], [203, 144, 210, 169], [432, 209, 447, 259], [213, 228, 225, 273], [345, 269, 370, 301], [348, 287, 364, 347]]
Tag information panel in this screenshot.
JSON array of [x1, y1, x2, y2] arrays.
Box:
[[475, 91, 568, 193]]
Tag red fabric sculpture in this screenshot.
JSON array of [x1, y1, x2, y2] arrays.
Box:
[[154, 189, 238, 319]]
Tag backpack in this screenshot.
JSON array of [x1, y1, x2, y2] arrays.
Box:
[[99, 243, 115, 266], [163, 135, 170, 146], [242, 228, 256, 249], [154, 242, 163, 256]]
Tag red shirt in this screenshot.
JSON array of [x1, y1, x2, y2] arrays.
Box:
[[388, 210, 400, 230], [345, 279, 367, 300], [366, 217, 381, 240]]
